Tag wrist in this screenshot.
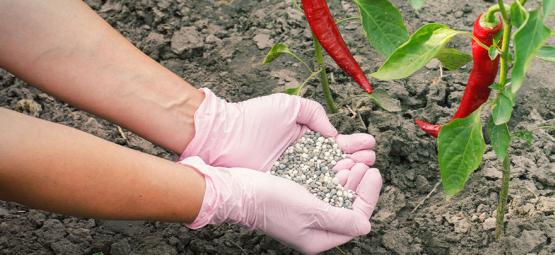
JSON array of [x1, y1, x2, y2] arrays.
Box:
[[179, 86, 204, 146], [180, 156, 242, 228]]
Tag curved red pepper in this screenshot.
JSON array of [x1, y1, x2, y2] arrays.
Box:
[[416, 14, 503, 137], [301, 0, 373, 94]]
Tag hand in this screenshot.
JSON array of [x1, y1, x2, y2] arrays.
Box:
[[179, 156, 382, 254], [181, 88, 376, 172]]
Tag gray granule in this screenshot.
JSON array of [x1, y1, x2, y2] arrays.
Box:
[[270, 131, 355, 209]]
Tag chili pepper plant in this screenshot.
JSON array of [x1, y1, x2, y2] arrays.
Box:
[[263, 0, 552, 240], [262, 0, 408, 113], [371, 0, 553, 239]]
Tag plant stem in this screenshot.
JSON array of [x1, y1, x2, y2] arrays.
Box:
[[494, 0, 512, 241], [498, 23, 511, 89], [496, 0, 511, 90], [495, 156, 511, 239], [292, 69, 323, 96], [335, 16, 360, 25], [287, 52, 313, 73], [313, 36, 338, 113], [484, 5, 500, 24], [497, 0, 510, 22]]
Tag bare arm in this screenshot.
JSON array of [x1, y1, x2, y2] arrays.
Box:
[[0, 108, 204, 223], [0, 0, 203, 153]]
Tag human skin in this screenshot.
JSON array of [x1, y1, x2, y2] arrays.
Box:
[[0, 0, 203, 154], [0, 1, 381, 245], [0, 0, 378, 172], [0, 108, 205, 223]]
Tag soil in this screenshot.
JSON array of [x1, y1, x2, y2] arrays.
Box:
[[1, 0, 553, 254]]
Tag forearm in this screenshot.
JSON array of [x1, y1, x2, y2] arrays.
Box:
[[0, 0, 202, 153], [0, 108, 204, 223]]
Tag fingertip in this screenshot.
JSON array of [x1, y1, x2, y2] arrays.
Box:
[[335, 133, 376, 153], [349, 150, 376, 166], [353, 168, 382, 218], [332, 158, 355, 172], [334, 170, 349, 186], [320, 125, 338, 137]]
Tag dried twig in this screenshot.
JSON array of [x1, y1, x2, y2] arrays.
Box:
[[345, 105, 357, 117], [345, 105, 367, 130], [431, 65, 444, 86], [116, 125, 128, 142], [357, 112, 367, 130], [335, 246, 348, 255], [230, 240, 248, 255], [411, 181, 441, 214]]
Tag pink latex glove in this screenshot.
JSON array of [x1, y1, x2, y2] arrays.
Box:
[[181, 88, 376, 172], [180, 156, 382, 254]]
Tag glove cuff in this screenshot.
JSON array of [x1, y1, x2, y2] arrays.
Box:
[[178, 156, 221, 229], [178, 88, 227, 163]]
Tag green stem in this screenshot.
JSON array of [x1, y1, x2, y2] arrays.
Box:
[[497, 0, 510, 21], [286, 52, 313, 73], [292, 69, 323, 96], [494, 0, 512, 241], [495, 156, 511, 240], [312, 36, 338, 113], [335, 16, 360, 26], [485, 5, 500, 24], [498, 14, 512, 89]]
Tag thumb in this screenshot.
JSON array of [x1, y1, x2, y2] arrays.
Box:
[[296, 98, 338, 137], [316, 205, 371, 236]]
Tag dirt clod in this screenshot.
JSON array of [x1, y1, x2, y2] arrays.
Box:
[[170, 26, 203, 54]]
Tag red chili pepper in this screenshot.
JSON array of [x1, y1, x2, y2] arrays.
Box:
[[416, 14, 503, 137], [301, 0, 373, 94]]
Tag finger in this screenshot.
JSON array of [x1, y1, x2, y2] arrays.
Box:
[[349, 150, 376, 166], [344, 163, 368, 191], [296, 98, 338, 137], [334, 169, 349, 186], [352, 168, 382, 219], [332, 158, 354, 172], [313, 205, 371, 236], [335, 133, 376, 153]]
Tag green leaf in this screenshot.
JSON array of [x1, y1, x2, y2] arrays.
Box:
[[544, 0, 554, 19], [409, 0, 425, 12], [492, 90, 514, 125], [488, 45, 499, 60], [355, 0, 409, 56], [438, 110, 486, 197], [285, 86, 302, 96], [487, 117, 511, 160], [371, 24, 465, 80], [368, 89, 401, 112], [512, 129, 534, 145], [511, 2, 527, 28], [510, 9, 551, 95], [537, 45, 555, 62], [262, 43, 292, 64], [435, 48, 472, 71]]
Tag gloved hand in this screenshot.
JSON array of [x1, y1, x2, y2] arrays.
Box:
[[180, 156, 382, 254], [181, 88, 376, 172]]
